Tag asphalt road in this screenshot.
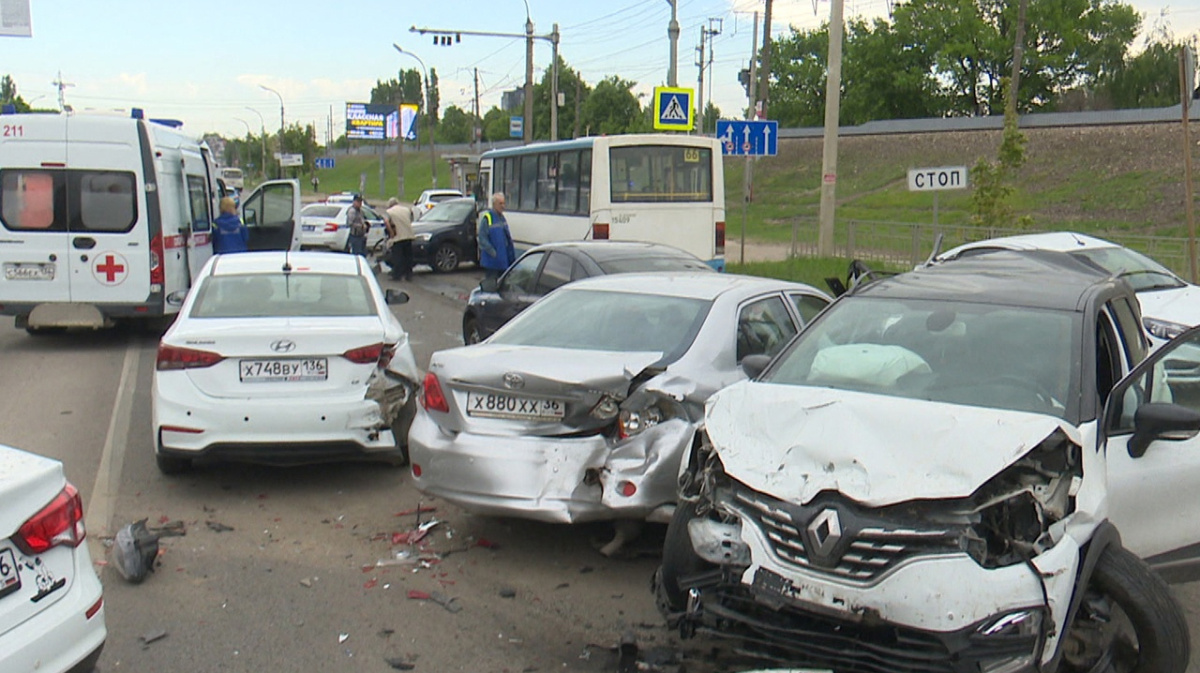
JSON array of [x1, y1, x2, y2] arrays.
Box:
[[1, 259, 1198, 673]]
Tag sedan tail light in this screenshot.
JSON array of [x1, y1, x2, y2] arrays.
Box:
[[422, 372, 449, 413], [157, 344, 224, 370], [324, 222, 340, 233], [14, 483, 86, 555], [343, 343, 396, 366]]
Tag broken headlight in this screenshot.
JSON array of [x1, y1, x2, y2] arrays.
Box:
[[1144, 316, 1188, 341], [972, 609, 1044, 673], [616, 392, 685, 439], [962, 432, 1080, 568]]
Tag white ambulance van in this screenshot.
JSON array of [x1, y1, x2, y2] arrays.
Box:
[[0, 110, 301, 333]]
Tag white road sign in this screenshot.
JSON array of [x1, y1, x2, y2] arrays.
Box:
[[279, 154, 304, 167], [907, 166, 968, 192]]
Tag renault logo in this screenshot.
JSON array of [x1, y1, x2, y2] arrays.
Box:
[[270, 339, 296, 353], [807, 508, 843, 557], [503, 372, 525, 390]]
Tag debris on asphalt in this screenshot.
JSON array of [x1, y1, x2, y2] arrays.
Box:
[[618, 631, 638, 673], [407, 590, 432, 600], [338, 633, 349, 644], [139, 628, 167, 649], [498, 587, 517, 598], [110, 518, 186, 583], [430, 591, 462, 613], [392, 519, 440, 546], [384, 657, 415, 670], [300, 577, 314, 588], [206, 521, 235, 533], [394, 505, 436, 517]]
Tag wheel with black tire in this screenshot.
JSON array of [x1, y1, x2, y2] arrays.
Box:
[[1059, 544, 1190, 673], [656, 500, 716, 612], [432, 241, 462, 273], [463, 315, 484, 345]]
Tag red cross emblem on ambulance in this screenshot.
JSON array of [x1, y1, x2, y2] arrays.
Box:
[[93, 253, 128, 285]]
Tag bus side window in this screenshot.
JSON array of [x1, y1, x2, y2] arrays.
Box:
[[519, 156, 537, 211], [556, 151, 579, 214]]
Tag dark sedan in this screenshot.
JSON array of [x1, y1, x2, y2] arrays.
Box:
[[412, 198, 479, 273], [461, 240, 716, 344]]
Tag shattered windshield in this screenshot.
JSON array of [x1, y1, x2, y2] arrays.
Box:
[[765, 297, 1079, 419], [1070, 246, 1185, 292], [490, 288, 711, 364]]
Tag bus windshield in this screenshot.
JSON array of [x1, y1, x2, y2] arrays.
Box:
[[609, 145, 712, 203]]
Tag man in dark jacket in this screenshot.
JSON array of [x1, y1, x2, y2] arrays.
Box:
[[346, 194, 368, 256], [212, 197, 248, 253], [477, 192, 514, 280]]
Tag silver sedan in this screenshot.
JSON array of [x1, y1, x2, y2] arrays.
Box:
[[408, 272, 831, 524]]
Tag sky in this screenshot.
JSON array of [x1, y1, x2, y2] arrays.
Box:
[[2, 0, 1198, 143]]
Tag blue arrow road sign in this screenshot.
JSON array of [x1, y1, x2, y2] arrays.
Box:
[[314, 157, 335, 169], [716, 119, 778, 156]]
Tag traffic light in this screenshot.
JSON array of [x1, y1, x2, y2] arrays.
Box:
[[738, 68, 750, 95]]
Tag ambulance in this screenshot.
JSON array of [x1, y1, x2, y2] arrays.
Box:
[[0, 109, 301, 333]]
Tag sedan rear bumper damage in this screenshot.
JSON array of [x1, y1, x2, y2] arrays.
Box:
[[408, 412, 693, 523]]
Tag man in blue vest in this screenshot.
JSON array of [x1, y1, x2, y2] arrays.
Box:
[[477, 192, 514, 280]]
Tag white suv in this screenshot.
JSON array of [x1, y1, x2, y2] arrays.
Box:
[[659, 250, 1197, 673], [0, 445, 106, 672], [413, 189, 464, 220]]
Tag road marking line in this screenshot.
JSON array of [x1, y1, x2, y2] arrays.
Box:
[[87, 340, 140, 542]]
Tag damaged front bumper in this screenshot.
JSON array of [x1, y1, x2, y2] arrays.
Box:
[[668, 511, 1085, 673], [407, 410, 694, 523]]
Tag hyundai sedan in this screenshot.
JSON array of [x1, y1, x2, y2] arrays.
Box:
[[410, 272, 831, 524], [0, 445, 106, 673], [152, 251, 421, 472]]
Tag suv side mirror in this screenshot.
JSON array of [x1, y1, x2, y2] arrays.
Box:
[[1128, 402, 1200, 457]]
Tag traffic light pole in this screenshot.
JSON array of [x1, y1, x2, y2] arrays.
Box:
[[410, 24, 560, 143]]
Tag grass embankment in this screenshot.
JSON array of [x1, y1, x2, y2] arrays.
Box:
[[724, 123, 1189, 245], [265, 146, 455, 204]]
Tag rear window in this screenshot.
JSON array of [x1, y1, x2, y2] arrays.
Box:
[[491, 288, 711, 364], [301, 205, 342, 218], [189, 273, 378, 318], [598, 254, 713, 274]]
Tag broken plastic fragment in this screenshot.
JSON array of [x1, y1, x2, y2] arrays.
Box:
[[338, 633, 349, 644]]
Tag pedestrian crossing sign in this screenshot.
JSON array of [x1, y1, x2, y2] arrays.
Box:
[[653, 86, 694, 131]]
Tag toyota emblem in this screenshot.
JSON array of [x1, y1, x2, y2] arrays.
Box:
[[270, 339, 296, 353], [503, 372, 525, 390]]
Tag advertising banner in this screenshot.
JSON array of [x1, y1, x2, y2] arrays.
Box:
[[346, 102, 400, 141]]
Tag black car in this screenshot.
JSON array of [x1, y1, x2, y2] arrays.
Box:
[[461, 240, 716, 344], [412, 197, 479, 273]]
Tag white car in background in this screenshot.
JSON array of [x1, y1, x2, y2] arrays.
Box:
[[298, 203, 386, 253], [152, 251, 421, 473], [413, 189, 464, 220], [0, 445, 106, 673], [936, 231, 1200, 348]]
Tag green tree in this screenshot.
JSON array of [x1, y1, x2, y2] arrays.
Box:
[[371, 69, 423, 107], [1097, 38, 1185, 108], [580, 76, 641, 136], [437, 105, 476, 144], [1, 75, 30, 112], [892, 0, 1140, 115], [481, 106, 511, 142], [702, 101, 722, 134], [426, 68, 440, 123], [769, 27, 829, 126], [532, 57, 590, 140]]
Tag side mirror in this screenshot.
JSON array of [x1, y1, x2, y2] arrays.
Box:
[[244, 207, 258, 227], [479, 277, 500, 293], [1128, 402, 1200, 457], [385, 289, 410, 305], [741, 354, 772, 379]]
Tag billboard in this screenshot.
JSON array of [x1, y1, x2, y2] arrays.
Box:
[[345, 102, 400, 141], [0, 0, 32, 37]]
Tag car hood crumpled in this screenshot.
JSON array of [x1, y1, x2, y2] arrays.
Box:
[[705, 381, 1078, 507], [1137, 284, 1200, 331]]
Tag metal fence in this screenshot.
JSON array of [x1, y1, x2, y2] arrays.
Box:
[[780, 218, 1196, 278]]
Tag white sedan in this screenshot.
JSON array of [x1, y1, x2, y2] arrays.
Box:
[[0, 445, 106, 673], [152, 251, 421, 473], [297, 203, 387, 253]]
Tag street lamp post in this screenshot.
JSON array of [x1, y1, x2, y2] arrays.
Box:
[[259, 84, 285, 179], [244, 106, 267, 181], [393, 44, 439, 189], [666, 0, 679, 87], [233, 117, 252, 171]]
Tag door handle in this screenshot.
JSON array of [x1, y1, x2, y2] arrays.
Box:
[[73, 237, 97, 250]]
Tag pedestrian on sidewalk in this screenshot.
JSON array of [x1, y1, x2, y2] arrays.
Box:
[[384, 197, 415, 280]]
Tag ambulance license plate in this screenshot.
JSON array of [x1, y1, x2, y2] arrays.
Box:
[[302, 225, 317, 232], [239, 358, 328, 383], [3, 262, 54, 281], [0, 547, 20, 600]]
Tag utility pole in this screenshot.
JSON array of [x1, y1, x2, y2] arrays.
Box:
[[397, 101, 406, 200], [524, 15, 534, 144], [472, 67, 481, 153], [574, 78, 582, 139], [695, 27, 705, 131], [666, 0, 679, 87], [51, 71, 73, 112], [758, 0, 774, 118], [741, 11, 759, 265], [815, 0, 844, 257], [700, 18, 722, 134], [1182, 46, 1197, 281]]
